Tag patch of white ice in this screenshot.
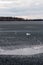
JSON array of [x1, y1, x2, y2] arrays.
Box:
[[0, 45, 43, 55]]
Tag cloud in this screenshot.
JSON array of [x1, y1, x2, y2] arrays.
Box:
[[0, 0, 15, 8], [0, 0, 43, 8], [0, 0, 43, 18], [0, 0, 34, 8], [0, 0, 42, 8]]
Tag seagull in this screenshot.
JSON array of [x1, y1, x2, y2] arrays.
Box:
[[26, 33, 31, 36]]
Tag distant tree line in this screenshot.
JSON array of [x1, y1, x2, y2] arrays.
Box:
[[0, 17, 43, 21], [0, 17, 25, 21]]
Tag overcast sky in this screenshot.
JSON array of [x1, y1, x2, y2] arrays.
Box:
[[0, 0, 43, 19]]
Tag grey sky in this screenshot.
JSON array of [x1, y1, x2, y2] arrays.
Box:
[[0, 0, 43, 19]]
